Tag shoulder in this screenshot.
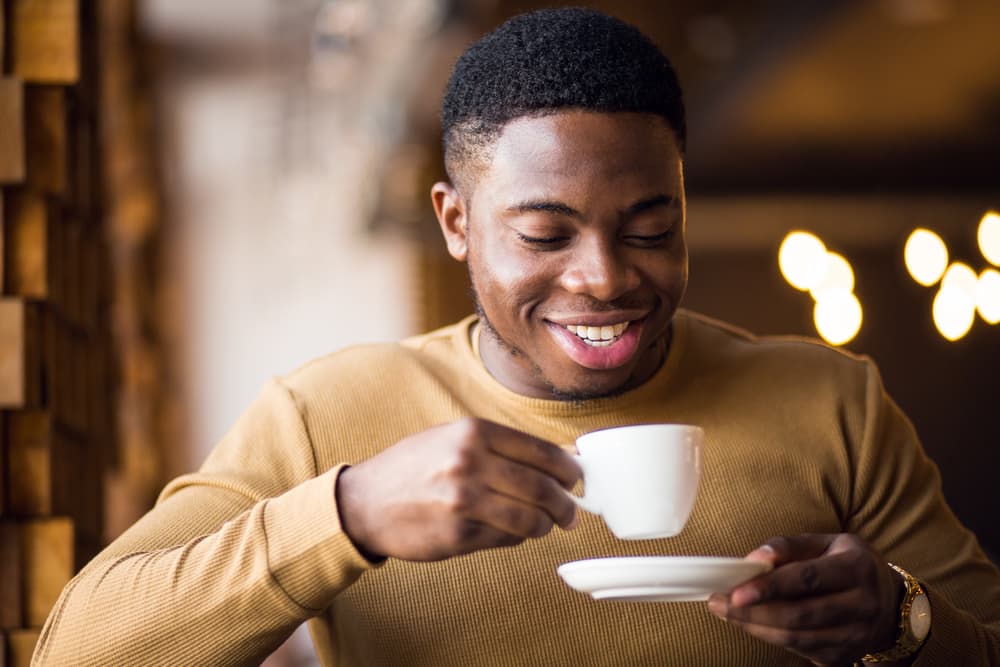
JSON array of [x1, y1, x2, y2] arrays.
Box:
[[275, 317, 474, 401], [678, 309, 876, 393]]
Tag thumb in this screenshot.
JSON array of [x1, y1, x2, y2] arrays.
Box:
[[748, 534, 838, 566]]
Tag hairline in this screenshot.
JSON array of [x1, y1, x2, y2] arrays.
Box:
[[443, 109, 685, 201]]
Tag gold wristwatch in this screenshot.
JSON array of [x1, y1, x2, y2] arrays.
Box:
[[862, 563, 931, 663]]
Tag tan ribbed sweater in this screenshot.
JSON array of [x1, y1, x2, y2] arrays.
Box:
[[34, 311, 1000, 666]]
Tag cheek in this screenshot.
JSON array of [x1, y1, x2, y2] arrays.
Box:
[[476, 239, 552, 301]]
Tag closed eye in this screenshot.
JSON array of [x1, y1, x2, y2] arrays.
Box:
[[623, 229, 675, 246], [516, 232, 569, 246]]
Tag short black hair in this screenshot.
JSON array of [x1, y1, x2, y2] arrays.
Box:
[[441, 7, 686, 193]]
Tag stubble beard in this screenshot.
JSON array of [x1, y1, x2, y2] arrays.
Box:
[[468, 272, 638, 403]]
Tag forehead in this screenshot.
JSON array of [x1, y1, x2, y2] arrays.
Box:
[[479, 111, 683, 202]]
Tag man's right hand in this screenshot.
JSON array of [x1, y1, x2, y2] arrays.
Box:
[[335, 418, 582, 562]]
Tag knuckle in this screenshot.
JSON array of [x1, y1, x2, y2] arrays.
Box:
[[788, 607, 815, 629], [528, 476, 554, 505], [772, 628, 796, 648], [444, 484, 478, 513], [453, 417, 486, 442], [444, 445, 479, 478], [453, 520, 483, 545], [767, 535, 791, 556], [531, 513, 554, 538], [799, 563, 820, 592], [500, 504, 526, 531]]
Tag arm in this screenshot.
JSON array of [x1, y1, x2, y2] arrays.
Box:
[[847, 360, 1000, 664], [709, 360, 1000, 665], [34, 381, 582, 665], [33, 380, 375, 666]]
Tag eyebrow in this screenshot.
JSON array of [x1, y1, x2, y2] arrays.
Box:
[[505, 194, 678, 220]]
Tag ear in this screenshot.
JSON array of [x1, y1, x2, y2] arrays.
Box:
[[431, 181, 468, 261]]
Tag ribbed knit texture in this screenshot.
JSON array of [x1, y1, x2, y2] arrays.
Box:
[[33, 311, 1000, 665]]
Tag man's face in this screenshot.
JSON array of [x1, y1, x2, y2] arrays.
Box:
[[434, 111, 688, 400]]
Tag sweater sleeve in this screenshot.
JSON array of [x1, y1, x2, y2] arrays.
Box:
[[32, 379, 376, 666], [846, 360, 1000, 665]]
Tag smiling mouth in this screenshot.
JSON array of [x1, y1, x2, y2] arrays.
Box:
[[562, 322, 630, 347]]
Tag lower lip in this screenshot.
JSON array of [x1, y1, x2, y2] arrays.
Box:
[[547, 319, 645, 370]]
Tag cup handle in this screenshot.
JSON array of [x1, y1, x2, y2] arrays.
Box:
[[565, 454, 601, 515]]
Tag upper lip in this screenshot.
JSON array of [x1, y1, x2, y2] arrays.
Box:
[[545, 311, 649, 327]]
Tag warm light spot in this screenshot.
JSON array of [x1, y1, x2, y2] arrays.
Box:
[[978, 211, 1000, 266], [809, 252, 855, 300], [975, 269, 1000, 325], [813, 289, 862, 346], [779, 232, 827, 291], [904, 228, 948, 286], [933, 285, 976, 341], [941, 262, 978, 296]]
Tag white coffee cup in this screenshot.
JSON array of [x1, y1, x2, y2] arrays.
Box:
[[567, 424, 703, 540]]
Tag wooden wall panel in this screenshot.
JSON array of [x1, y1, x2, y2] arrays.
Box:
[[0, 79, 25, 184], [0, 0, 5, 68], [0, 299, 40, 408], [20, 518, 73, 628], [10, 0, 79, 84], [6, 412, 53, 516], [5, 629, 39, 667], [0, 524, 21, 629], [2, 192, 49, 298], [25, 86, 68, 195], [1, 1, 149, 660]]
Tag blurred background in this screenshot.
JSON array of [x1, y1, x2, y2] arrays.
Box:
[[1, 0, 998, 664]]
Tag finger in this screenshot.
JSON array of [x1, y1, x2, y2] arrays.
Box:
[[729, 550, 861, 607], [483, 424, 582, 489], [445, 519, 526, 557], [722, 620, 866, 666], [756, 534, 839, 567], [709, 593, 879, 664], [482, 457, 578, 529], [466, 489, 557, 540], [711, 588, 874, 630]]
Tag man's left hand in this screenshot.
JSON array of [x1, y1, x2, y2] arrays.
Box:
[[707, 533, 904, 666]]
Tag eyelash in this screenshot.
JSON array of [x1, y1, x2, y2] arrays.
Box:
[[516, 230, 674, 247], [625, 230, 674, 245], [516, 232, 567, 245]]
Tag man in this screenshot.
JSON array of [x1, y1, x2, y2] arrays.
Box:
[[35, 8, 1000, 666]]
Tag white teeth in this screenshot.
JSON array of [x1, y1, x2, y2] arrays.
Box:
[[561, 321, 631, 346]]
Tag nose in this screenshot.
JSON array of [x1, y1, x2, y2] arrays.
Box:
[[559, 237, 640, 302]]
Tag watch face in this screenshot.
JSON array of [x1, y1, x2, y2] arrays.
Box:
[[909, 593, 932, 640]]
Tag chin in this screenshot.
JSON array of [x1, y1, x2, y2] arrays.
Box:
[[544, 371, 635, 402]]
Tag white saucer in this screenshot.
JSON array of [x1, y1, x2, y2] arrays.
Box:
[[557, 556, 772, 602]]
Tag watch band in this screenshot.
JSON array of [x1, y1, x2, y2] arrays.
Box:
[[862, 563, 930, 663]]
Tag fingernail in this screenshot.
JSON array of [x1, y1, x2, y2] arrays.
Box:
[[707, 594, 727, 618], [746, 544, 776, 563], [566, 512, 580, 530], [731, 587, 760, 608]]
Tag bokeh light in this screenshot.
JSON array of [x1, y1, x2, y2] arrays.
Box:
[[904, 228, 948, 286], [975, 269, 1000, 325], [978, 211, 1000, 267], [779, 232, 827, 291], [813, 289, 863, 346], [809, 252, 855, 300], [933, 285, 976, 341], [941, 262, 978, 296]]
